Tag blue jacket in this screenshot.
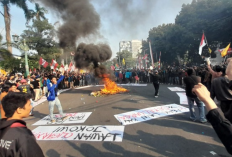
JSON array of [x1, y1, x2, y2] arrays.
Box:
[[43, 79, 50, 86], [125, 72, 131, 78], [47, 75, 64, 101]]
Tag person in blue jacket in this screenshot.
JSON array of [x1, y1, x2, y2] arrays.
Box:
[[47, 70, 68, 123]]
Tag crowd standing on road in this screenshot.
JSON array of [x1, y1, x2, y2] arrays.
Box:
[[0, 58, 232, 156]]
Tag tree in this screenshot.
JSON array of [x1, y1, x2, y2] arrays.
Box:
[[20, 19, 61, 62], [143, 0, 232, 65], [27, 3, 47, 24], [0, 34, 21, 72], [0, 0, 30, 53], [116, 50, 136, 68]]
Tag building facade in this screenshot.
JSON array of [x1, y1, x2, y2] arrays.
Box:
[[131, 40, 142, 58], [119, 40, 142, 58]]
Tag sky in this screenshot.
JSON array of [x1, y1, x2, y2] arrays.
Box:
[[0, 0, 193, 58]]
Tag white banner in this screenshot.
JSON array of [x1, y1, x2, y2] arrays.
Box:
[[32, 125, 125, 142], [114, 104, 189, 125], [168, 87, 185, 91], [33, 112, 92, 125]]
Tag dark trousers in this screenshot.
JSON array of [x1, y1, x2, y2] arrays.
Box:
[[153, 82, 159, 96]]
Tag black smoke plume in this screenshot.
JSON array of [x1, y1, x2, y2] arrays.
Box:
[[37, 0, 100, 48], [74, 43, 112, 78]]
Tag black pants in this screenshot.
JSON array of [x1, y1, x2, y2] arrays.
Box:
[[153, 82, 159, 96]]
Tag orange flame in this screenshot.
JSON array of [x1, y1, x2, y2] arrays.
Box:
[[100, 77, 128, 95]]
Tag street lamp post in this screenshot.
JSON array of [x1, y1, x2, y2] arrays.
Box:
[[12, 35, 30, 77]]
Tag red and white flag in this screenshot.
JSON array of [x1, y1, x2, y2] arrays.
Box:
[[199, 33, 206, 55], [68, 62, 73, 72], [143, 54, 148, 60], [59, 64, 64, 72], [51, 59, 59, 69], [39, 57, 48, 68], [158, 51, 161, 70]]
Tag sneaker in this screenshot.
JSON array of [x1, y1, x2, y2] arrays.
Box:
[[200, 119, 207, 123], [61, 116, 69, 121], [190, 117, 197, 122], [155, 96, 158, 98]]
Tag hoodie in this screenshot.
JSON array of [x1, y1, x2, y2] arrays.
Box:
[[183, 68, 201, 98], [0, 119, 44, 157]]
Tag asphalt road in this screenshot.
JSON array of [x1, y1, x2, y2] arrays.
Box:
[[25, 83, 231, 157]]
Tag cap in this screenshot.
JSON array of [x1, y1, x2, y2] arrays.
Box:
[[21, 79, 27, 83], [154, 70, 158, 73]]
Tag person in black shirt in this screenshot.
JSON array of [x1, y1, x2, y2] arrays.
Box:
[[150, 70, 161, 98], [30, 77, 40, 101], [0, 92, 44, 157], [18, 79, 34, 116], [184, 68, 207, 123], [193, 83, 232, 155]]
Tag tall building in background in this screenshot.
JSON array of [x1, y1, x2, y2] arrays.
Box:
[[131, 40, 142, 58], [119, 41, 132, 53], [119, 40, 142, 58]]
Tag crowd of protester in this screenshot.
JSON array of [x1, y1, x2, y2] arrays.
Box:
[[0, 58, 232, 156]]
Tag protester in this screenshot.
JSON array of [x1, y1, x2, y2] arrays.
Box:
[[184, 68, 207, 123], [47, 70, 68, 123], [17, 79, 34, 116], [43, 76, 49, 96], [0, 92, 44, 156], [30, 76, 40, 101], [192, 83, 232, 155], [210, 58, 232, 123], [150, 70, 161, 98], [0, 83, 18, 119], [207, 60, 222, 82]]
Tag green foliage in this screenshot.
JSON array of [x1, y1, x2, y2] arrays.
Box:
[[144, 0, 232, 65], [116, 50, 136, 68], [20, 19, 61, 61], [27, 3, 47, 24], [1, 0, 30, 19]]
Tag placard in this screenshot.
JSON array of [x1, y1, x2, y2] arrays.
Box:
[[32, 125, 125, 142], [114, 104, 189, 125], [33, 112, 92, 125]]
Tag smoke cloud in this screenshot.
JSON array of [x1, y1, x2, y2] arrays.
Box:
[[74, 43, 112, 77], [37, 0, 100, 48]]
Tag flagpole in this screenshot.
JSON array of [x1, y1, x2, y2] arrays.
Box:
[[149, 41, 154, 67]]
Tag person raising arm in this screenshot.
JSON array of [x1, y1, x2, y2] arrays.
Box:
[[192, 83, 232, 155]]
